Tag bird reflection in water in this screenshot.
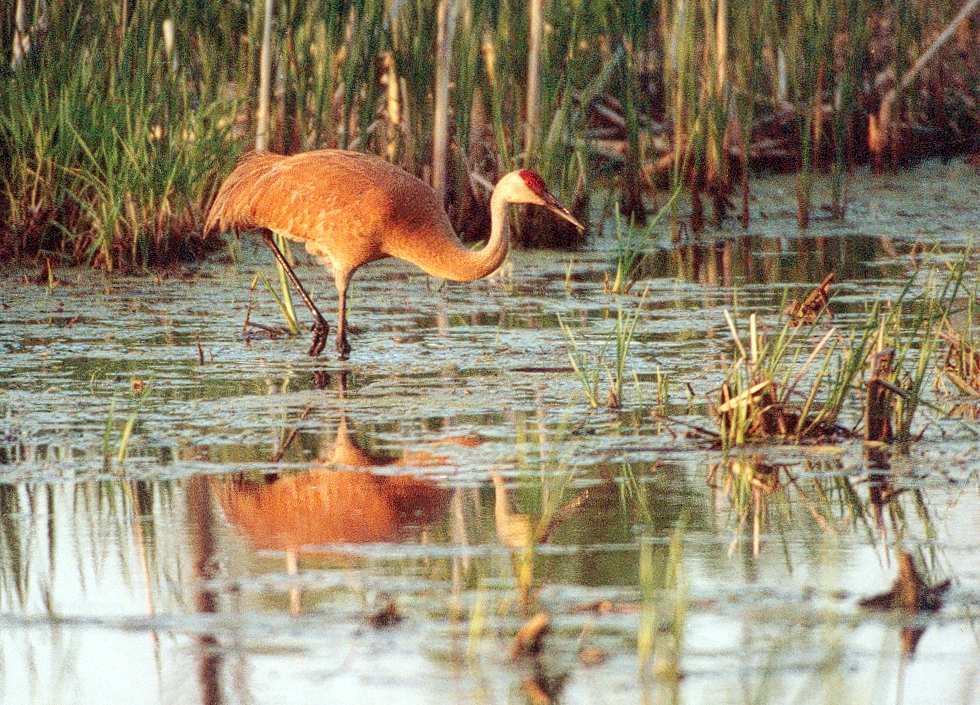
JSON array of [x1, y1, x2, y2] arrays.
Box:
[[210, 372, 476, 614], [213, 415, 452, 552]]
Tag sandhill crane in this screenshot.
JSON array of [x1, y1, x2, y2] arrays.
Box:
[[205, 149, 584, 359]]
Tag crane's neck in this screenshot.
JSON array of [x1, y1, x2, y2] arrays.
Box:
[[449, 186, 511, 282], [385, 175, 525, 283]]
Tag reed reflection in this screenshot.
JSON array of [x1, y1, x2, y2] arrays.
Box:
[[187, 475, 223, 705], [658, 233, 892, 288]]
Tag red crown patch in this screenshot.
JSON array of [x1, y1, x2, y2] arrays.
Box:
[[518, 169, 547, 195]]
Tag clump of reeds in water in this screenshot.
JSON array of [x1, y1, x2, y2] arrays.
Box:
[[713, 254, 972, 450], [713, 282, 869, 448], [860, 255, 970, 444]]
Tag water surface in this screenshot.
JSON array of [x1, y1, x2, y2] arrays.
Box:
[[1, 163, 979, 705]]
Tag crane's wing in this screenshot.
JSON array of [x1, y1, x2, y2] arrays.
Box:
[[206, 150, 438, 241]]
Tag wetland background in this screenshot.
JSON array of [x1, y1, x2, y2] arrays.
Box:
[[1, 0, 978, 265], [2, 1, 980, 704]]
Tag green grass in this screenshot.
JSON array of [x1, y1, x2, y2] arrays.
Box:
[[606, 187, 680, 294], [559, 291, 646, 409], [0, 2, 239, 269]]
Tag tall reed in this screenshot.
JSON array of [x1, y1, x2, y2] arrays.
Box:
[[830, 0, 870, 219], [732, 0, 766, 228], [604, 0, 656, 221], [785, 0, 834, 229]]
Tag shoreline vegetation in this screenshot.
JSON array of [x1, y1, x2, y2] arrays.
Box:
[[1, 1, 978, 270]]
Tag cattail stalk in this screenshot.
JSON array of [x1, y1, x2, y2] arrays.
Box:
[[255, 0, 274, 152], [11, 0, 30, 68], [432, 0, 459, 203], [716, 0, 727, 90], [162, 18, 177, 73], [525, 0, 544, 159], [384, 51, 400, 162], [11, 0, 47, 69], [776, 47, 787, 105]]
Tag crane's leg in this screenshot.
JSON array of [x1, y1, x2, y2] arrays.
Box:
[[260, 232, 329, 357], [335, 271, 352, 360]]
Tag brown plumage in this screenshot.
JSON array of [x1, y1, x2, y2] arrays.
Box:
[[205, 149, 583, 359]]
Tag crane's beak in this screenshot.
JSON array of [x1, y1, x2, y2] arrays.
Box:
[[543, 191, 586, 232]]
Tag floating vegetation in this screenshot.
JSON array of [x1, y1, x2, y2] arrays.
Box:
[[859, 551, 951, 614], [859, 550, 952, 657], [368, 597, 404, 629], [510, 611, 551, 659]]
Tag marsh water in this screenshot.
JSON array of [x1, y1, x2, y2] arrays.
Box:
[[1, 164, 979, 705]]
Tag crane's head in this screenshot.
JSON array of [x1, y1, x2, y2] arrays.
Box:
[[498, 170, 585, 232]]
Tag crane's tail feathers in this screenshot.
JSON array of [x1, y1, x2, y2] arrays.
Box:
[[205, 151, 285, 235]]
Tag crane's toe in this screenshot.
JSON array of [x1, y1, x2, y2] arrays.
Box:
[[308, 319, 329, 358], [336, 334, 352, 361]]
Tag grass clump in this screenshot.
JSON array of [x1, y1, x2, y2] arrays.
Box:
[[713, 254, 974, 449], [560, 290, 647, 409], [0, 4, 239, 269], [861, 255, 970, 444], [713, 303, 870, 449]]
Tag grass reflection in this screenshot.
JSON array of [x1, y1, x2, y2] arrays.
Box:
[[707, 453, 948, 561]]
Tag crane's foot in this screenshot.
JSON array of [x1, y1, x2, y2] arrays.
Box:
[[336, 333, 351, 361], [308, 318, 329, 358]]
